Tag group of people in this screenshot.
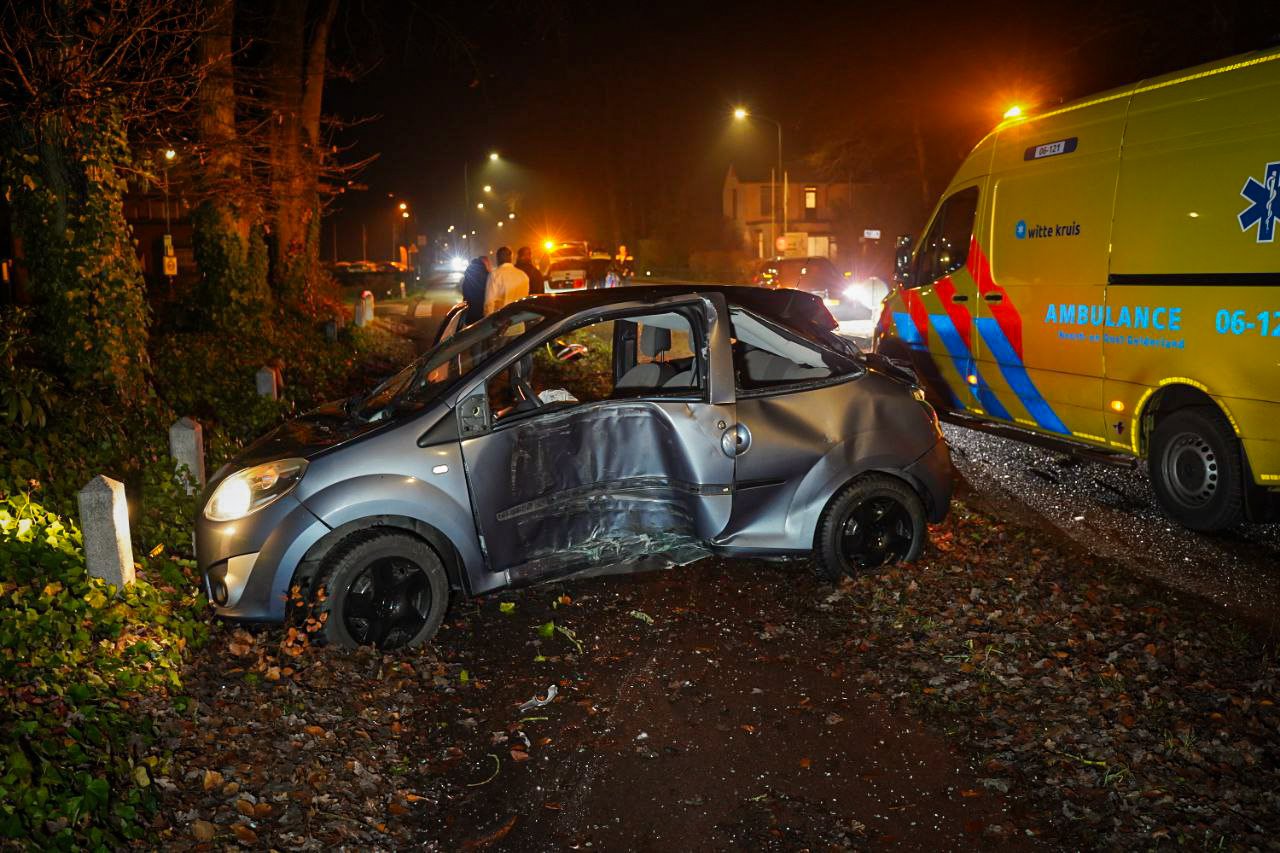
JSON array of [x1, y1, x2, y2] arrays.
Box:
[[459, 246, 546, 324]]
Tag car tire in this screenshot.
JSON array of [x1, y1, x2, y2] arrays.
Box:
[[1148, 407, 1244, 532], [313, 530, 449, 650], [813, 474, 927, 581]]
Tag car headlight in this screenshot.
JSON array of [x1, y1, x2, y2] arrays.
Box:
[[204, 458, 308, 522]]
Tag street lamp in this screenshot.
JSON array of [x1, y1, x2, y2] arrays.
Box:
[[489, 152, 499, 162], [476, 202, 485, 210], [163, 148, 177, 161], [483, 184, 492, 193], [507, 212, 516, 220], [732, 106, 785, 255]]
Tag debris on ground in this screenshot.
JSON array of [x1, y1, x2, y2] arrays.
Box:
[[144, 495, 1278, 850]]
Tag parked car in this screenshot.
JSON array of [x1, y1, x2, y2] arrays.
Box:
[[755, 257, 873, 321], [196, 285, 951, 649], [545, 257, 589, 294]]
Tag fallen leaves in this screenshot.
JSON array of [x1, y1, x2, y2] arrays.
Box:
[[828, 500, 1280, 849], [231, 823, 258, 846]]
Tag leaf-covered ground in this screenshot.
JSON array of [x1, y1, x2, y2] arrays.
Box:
[[146, 496, 1279, 850]]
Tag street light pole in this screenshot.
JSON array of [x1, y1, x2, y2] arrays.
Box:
[[733, 110, 784, 257]]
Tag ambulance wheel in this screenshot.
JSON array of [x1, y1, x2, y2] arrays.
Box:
[[1148, 407, 1244, 532]]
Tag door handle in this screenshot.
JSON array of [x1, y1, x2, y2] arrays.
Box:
[[951, 294, 969, 303], [721, 423, 752, 458], [983, 292, 1004, 303]]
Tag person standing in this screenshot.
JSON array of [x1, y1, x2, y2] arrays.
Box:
[[484, 246, 529, 315], [515, 246, 545, 295], [460, 255, 491, 325]]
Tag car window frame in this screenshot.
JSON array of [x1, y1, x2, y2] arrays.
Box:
[[728, 305, 864, 400], [457, 298, 714, 434]]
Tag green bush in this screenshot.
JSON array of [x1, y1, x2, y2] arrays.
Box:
[[0, 494, 207, 848], [0, 304, 413, 848]]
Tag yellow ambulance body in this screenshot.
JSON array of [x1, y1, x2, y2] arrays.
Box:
[[874, 48, 1280, 530]]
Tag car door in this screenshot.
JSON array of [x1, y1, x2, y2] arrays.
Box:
[[900, 184, 1005, 417], [456, 293, 737, 587], [716, 304, 866, 550]]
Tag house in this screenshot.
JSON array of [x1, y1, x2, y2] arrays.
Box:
[[722, 165, 915, 283]]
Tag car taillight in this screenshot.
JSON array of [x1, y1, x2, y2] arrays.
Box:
[[573, 277, 585, 289]]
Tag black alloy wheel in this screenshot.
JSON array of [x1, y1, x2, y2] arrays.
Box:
[[315, 531, 449, 650], [813, 474, 927, 581], [839, 496, 916, 570], [342, 556, 433, 648]]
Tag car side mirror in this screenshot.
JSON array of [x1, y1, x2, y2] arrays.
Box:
[[457, 393, 490, 436], [893, 234, 914, 287]]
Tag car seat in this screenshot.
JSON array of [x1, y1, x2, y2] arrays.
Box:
[[616, 326, 676, 388]]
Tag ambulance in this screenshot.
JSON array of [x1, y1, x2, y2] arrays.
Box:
[[874, 48, 1280, 531]]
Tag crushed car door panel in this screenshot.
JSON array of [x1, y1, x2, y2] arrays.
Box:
[[457, 295, 737, 589]]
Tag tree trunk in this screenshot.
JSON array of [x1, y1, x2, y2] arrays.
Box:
[[911, 110, 931, 215], [268, 0, 307, 302], [193, 0, 269, 321], [268, 0, 337, 310], [297, 0, 338, 308]]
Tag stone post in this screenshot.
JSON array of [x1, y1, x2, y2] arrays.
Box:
[[359, 290, 375, 327], [353, 293, 366, 327], [168, 417, 205, 493], [256, 366, 278, 399], [77, 476, 135, 588]]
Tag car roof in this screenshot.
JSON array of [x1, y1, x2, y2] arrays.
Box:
[[518, 283, 839, 331]]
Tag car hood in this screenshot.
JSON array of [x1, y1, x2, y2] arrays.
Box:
[[219, 401, 376, 472]]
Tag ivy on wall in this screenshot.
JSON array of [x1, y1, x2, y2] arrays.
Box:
[[2, 107, 151, 404]]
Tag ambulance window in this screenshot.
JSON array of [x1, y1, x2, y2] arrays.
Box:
[[913, 187, 979, 286]]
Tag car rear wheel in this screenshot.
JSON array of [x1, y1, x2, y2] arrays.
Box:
[[813, 474, 927, 581], [314, 531, 449, 650], [1148, 407, 1244, 532]]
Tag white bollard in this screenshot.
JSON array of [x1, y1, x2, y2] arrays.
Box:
[[352, 294, 365, 327], [168, 417, 205, 494], [77, 475, 135, 589], [256, 366, 278, 400], [360, 290, 375, 327]]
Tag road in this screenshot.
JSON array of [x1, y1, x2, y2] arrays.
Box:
[[945, 424, 1280, 636], [375, 275, 1280, 636]]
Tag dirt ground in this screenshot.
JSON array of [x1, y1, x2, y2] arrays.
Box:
[[151, 483, 1278, 851]]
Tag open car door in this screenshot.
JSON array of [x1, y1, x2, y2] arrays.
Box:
[[455, 292, 737, 587]]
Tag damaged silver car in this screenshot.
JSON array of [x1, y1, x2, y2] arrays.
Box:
[[195, 285, 952, 649]]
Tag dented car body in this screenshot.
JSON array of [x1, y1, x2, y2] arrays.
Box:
[[196, 285, 952, 649]]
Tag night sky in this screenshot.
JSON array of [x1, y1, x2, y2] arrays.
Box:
[[320, 0, 1280, 262]]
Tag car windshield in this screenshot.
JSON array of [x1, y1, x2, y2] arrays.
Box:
[[354, 305, 551, 420]]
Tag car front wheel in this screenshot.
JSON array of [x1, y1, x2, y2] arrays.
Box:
[[314, 531, 449, 650], [813, 474, 927, 581]]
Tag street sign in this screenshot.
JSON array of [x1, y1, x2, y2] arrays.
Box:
[[863, 229, 882, 240], [162, 256, 178, 277]]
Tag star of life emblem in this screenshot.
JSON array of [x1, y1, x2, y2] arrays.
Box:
[[1239, 161, 1279, 243]]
